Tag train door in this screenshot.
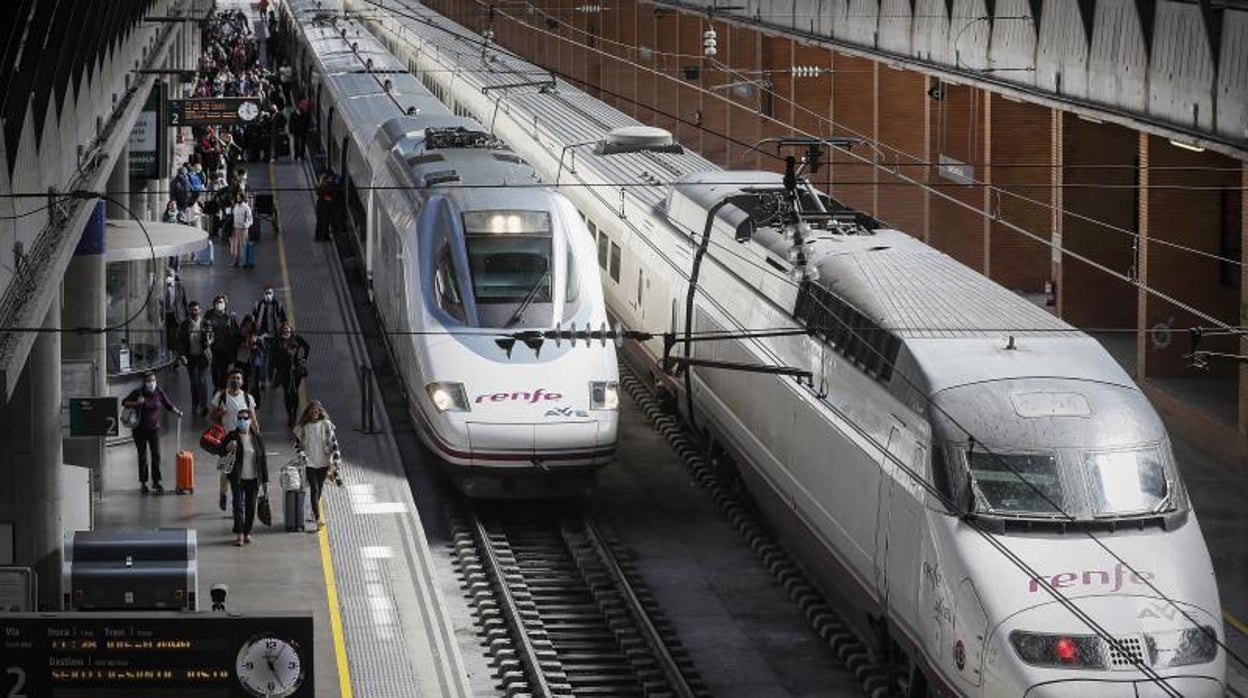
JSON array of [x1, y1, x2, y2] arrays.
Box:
[[875, 426, 924, 617]]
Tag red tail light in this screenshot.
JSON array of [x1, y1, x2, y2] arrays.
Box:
[[1055, 637, 1078, 664]]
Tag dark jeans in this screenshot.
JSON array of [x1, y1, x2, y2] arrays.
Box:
[[282, 374, 302, 425], [314, 202, 331, 240], [306, 467, 327, 521], [133, 427, 162, 485], [211, 354, 233, 392], [165, 314, 180, 351], [186, 355, 209, 412], [231, 478, 260, 535], [292, 132, 306, 160]]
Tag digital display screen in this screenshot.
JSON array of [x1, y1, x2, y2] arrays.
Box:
[[167, 98, 261, 126], [1, 613, 313, 697]]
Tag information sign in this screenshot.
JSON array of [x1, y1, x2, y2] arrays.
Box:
[[0, 612, 314, 697], [68, 398, 119, 437], [128, 83, 166, 179], [168, 98, 263, 127], [0, 567, 33, 612]]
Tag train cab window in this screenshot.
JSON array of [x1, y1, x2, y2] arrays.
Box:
[[1084, 448, 1169, 516], [462, 210, 554, 323], [434, 245, 466, 322], [609, 242, 622, 282], [597, 233, 609, 269]]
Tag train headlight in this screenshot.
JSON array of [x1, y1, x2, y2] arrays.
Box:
[[1146, 626, 1218, 667], [589, 381, 619, 410], [1009, 631, 1106, 670], [426, 382, 470, 413]]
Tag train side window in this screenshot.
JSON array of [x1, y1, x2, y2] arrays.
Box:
[[588, 219, 597, 240], [609, 242, 622, 282], [435, 245, 466, 322], [597, 233, 609, 269]]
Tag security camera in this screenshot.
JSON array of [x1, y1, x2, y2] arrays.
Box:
[[210, 583, 228, 612]]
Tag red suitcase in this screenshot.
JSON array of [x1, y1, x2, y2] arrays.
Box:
[[175, 418, 195, 495]]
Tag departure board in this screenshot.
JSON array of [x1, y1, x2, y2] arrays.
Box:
[[168, 98, 262, 126], [0, 613, 313, 697]]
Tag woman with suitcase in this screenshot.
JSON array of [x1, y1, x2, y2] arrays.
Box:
[[293, 401, 340, 530], [121, 372, 183, 495]]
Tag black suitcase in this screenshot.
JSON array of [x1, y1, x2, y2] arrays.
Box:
[[284, 489, 305, 532]]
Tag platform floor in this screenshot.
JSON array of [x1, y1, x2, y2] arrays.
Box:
[[97, 148, 472, 696]]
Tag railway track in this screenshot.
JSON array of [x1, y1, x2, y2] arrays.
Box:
[[451, 503, 708, 697]]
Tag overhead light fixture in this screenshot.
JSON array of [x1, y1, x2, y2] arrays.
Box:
[[1076, 113, 1104, 124], [1168, 138, 1205, 153]]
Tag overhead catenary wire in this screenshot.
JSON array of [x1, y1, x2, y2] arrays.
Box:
[[362, 2, 1239, 688], [468, 0, 1248, 275]]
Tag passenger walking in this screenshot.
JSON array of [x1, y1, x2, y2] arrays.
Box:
[[293, 401, 341, 530], [271, 323, 310, 427], [205, 294, 241, 392], [220, 408, 268, 546], [230, 192, 253, 267], [252, 285, 286, 386], [314, 171, 337, 241], [237, 314, 265, 405], [161, 269, 188, 356], [121, 371, 183, 495], [177, 301, 212, 416], [212, 370, 259, 512], [289, 102, 310, 161]]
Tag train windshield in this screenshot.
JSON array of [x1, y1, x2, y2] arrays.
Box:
[[462, 210, 553, 307], [1084, 448, 1169, 516], [967, 451, 1066, 516]]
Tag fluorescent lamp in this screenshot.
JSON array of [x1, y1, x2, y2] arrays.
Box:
[[1168, 139, 1205, 153]]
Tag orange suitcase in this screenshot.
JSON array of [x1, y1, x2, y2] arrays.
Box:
[[175, 418, 195, 495]]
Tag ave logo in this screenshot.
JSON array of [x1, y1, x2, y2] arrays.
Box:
[[545, 406, 589, 418]]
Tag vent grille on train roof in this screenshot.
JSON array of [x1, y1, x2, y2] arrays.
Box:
[[491, 152, 525, 165], [421, 170, 461, 186], [406, 153, 445, 166]]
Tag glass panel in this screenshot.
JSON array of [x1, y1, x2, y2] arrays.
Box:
[[435, 247, 466, 322], [609, 242, 621, 282], [462, 210, 553, 305], [105, 258, 168, 375], [564, 249, 579, 302], [1085, 449, 1169, 516], [464, 234, 552, 304], [968, 451, 1065, 515], [598, 233, 609, 269]]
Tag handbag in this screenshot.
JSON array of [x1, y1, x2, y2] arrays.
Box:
[[217, 444, 236, 474], [257, 491, 273, 526], [120, 406, 141, 430], [200, 423, 228, 455]]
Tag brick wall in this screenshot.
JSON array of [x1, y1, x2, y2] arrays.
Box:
[[988, 95, 1052, 293], [927, 83, 986, 270], [876, 67, 928, 238], [1060, 116, 1139, 330]]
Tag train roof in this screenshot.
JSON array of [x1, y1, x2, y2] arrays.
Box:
[[811, 230, 1070, 340]]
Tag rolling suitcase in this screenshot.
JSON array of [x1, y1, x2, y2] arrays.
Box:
[[283, 489, 305, 532], [175, 418, 195, 495], [242, 239, 256, 268], [194, 240, 214, 266]]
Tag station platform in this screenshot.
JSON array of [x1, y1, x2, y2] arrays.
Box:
[[96, 145, 471, 698]]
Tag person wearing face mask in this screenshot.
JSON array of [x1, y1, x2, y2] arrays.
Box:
[[212, 370, 259, 512], [205, 294, 241, 392], [220, 408, 268, 546], [252, 285, 286, 387], [177, 301, 213, 416], [162, 269, 188, 356], [270, 323, 311, 428], [121, 371, 183, 495]]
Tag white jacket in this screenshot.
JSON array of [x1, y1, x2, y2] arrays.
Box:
[[232, 201, 253, 230], [294, 419, 337, 469]]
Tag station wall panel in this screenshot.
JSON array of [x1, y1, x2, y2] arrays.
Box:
[[875, 66, 928, 238], [927, 83, 986, 270], [830, 53, 876, 216], [988, 95, 1052, 293]]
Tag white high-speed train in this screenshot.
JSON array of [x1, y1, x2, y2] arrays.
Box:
[[358, 3, 1228, 695], [280, 1, 619, 497]]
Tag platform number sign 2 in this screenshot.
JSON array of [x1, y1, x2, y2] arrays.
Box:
[[4, 667, 27, 698]]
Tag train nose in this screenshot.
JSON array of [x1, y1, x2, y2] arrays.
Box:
[[985, 595, 1225, 698]]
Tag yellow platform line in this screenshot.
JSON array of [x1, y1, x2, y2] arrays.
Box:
[[270, 161, 354, 698], [1227, 608, 1248, 639]]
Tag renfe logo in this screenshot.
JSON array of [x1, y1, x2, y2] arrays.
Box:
[[475, 388, 564, 404], [1028, 563, 1154, 593]]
